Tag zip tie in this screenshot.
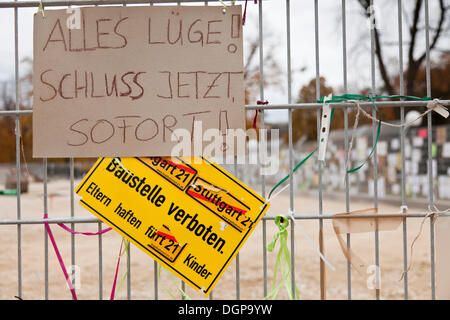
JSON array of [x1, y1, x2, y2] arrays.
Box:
[[427, 98, 449, 118], [288, 210, 336, 271]]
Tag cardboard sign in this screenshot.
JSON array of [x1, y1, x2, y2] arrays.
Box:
[[75, 157, 269, 296], [33, 6, 244, 157]]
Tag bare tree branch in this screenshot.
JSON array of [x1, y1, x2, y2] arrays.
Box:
[[415, 0, 447, 68], [358, 0, 394, 94], [406, 0, 447, 95]]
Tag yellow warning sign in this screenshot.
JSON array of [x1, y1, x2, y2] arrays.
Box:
[[76, 157, 269, 296]]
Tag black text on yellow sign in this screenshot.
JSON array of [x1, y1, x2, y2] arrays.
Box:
[[76, 157, 269, 296]]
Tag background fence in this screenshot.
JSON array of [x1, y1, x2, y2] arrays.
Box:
[[0, 0, 449, 300]]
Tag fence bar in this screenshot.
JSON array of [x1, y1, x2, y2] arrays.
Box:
[[89, 0, 104, 301], [70, 158, 76, 299], [233, 156, 240, 300], [43, 158, 49, 299], [341, 0, 352, 301], [206, 0, 213, 300], [369, 0, 380, 300], [0, 0, 252, 8], [127, 242, 131, 299], [236, 251, 240, 300], [397, 0, 408, 300], [154, 260, 158, 300], [179, 0, 185, 299], [285, 0, 296, 300], [1, 212, 448, 226], [14, 0, 23, 300], [0, 110, 32, 116], [245, 100, 450, 111], [98, 222, 103, 299], [314, 0, 326, 300], [257, 0, 267, 298], [2, 100, 449, 117], [424, 0, 435, 300]]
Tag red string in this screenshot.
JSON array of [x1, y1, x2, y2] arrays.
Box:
[[252, 100, 268, 129], [242, 0, 258, 26], [242, 0, 248, 25]]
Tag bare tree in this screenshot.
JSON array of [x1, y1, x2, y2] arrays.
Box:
[[357, 0, 448, 96]]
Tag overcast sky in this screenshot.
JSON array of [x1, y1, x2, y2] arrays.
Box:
[[0, 0, 448, 122]]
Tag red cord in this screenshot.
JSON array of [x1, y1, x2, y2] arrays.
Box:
[[252, 100, 269, 129], [242, 0, 248, 25]]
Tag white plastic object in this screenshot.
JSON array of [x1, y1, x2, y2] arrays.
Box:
[[318, 94, 333, 162]]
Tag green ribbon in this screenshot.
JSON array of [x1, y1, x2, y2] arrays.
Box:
[[317, 94, 430, 174], [265, 215, 299, 300], [268, 94, 430, 199], [116, 239, 191, 300], [115, 238, 191, 299], [157, 264, 191, 300], [267, 108, 334, 199], [117, 238, 130, 292]]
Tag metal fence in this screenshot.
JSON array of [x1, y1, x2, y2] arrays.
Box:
[[1, 0, 449, 300]]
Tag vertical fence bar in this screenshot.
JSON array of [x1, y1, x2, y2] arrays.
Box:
[[70, 158, 76, 299], [98, 221, 103, 299], [13, 0, 22, 300], [92, 0, 104, 301], [176, 0, 187, 301], [285, 0, 296, 299], [205, 0, 211, 303], [234, 157, 240, 300], [397, 0, 408, 300], [231, 3, 240, 301], [424, 0, 435, 300], [122, 0, 131, 302], [154, 260, 158, 300], [149, 0, 158, 302], [369, 0, 380, 300], [44, 158, 48, 299], [126, 241, 131, 299], [258, 0, 267, 297], [314, 0, 326, 300], [341, 0, 352, 300]]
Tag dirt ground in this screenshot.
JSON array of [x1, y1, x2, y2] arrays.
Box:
[[0, 178, 438, 300]]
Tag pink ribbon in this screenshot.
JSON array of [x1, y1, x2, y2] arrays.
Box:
[[43, 213, 78, 300], [110, 239, 124, 300], [43, 214, 125, 300], [56, 222, 112, 236]]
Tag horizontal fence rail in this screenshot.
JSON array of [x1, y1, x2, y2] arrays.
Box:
[[1, 212, 450, 226]]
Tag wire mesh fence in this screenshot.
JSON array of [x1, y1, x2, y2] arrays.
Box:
[[1, 0, 449, 300]]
